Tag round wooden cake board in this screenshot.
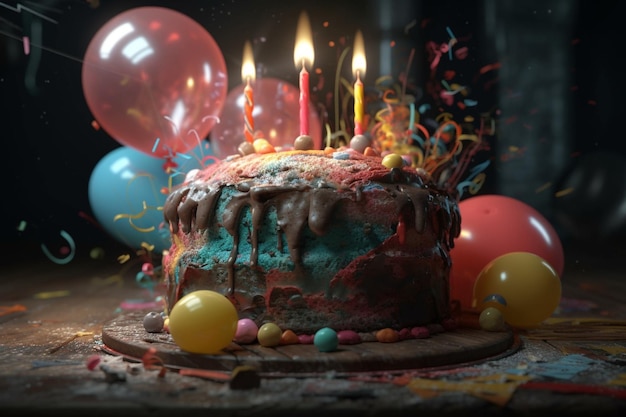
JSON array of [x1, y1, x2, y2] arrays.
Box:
[[101, 310, 520, 377]]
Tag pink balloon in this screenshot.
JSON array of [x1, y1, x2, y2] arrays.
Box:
[[210, 77, 323, 159], [82, 7, 228, 158]]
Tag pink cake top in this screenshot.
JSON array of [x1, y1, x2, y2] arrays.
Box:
[[185, 149, 432, 190]]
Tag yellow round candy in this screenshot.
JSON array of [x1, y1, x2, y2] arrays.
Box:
[[257, 322, 282, 347], [253, 138, 270, 152], [168, 290, 238, 354], [382, 153, 404, 169], [473, 252, 561, 329], [479, 307, 505, 331]]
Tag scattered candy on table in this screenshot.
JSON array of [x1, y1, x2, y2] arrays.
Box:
[[479, 307, 505, 332], [234, 318, 259, 344], [143, 311, 164, 333], [313, 327, 339, 352], [257, 322, 283, 347]]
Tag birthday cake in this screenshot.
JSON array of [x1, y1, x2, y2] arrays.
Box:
[[161, 145, 461, 335]]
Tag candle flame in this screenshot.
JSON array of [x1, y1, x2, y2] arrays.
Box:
[[352, 30, 366, 79], [241, 40, 256, 83], [294, 11, 314, 69]]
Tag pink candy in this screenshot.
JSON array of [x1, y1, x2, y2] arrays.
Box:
[[410, 326, 430, 339], [233, 318, 258, 344], [337, 330, 361, 345]]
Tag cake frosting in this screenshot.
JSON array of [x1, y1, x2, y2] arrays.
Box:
[[162, 148, 461, 335]]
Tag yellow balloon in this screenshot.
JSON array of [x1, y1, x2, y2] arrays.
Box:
[[472, 252, 561, 329], [168, 290, 238, 354]]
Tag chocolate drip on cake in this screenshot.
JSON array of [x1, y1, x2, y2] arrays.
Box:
[[165, 182, 453, 292]]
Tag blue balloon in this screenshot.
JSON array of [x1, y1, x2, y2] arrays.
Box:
[[88, 143, 214, 253]]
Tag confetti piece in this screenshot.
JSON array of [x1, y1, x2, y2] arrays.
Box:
[[519, 381, 626, 399], [555, 187, 574, 198], [507, 354, 596, 380], [142, 347, 167, 377], [479, 62, 501, 75], [48, 331, 94, 354], [152, 138, 160, 153], [403, 19, 417, 35], [136, 271, 157, 291], [113, 200, 161, 233], [34, 290, 70, 299], [140, 241, 155, 252], [17, 220, 27, 231], [86, 354, 101, 371], [445, 26, 456, 40], [407, 374, 532, 407], [22, 35, 29, 55], [0, 304, 27, 317], [535, 182, 552, 193], [91, 274, 124, 287], [179, 368, 235, 381], [117, 254, 131, 263], [40, 230, 76, 265]]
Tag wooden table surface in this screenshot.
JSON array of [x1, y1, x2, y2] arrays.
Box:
[[1, 240, 625, 417]]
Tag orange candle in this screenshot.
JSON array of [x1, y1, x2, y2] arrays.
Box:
[[294, 11, 314, 136], [352, 30, 367, 136], [241, 41, 255, 143]]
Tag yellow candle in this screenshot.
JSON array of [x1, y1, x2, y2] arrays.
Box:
[[352, 30, 366, 136], [354, 74, 364, 135]]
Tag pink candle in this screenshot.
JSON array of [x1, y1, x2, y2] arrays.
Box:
[[294, 11, 314, 138], [299, 62, 310, 136]]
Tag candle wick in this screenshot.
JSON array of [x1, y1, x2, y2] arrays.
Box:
[[301, 58, 307, 71]]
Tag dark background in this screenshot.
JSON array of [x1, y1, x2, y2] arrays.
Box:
[[1, 0, 626, 268]]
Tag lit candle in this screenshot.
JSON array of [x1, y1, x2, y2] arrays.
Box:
[[352, 30, 367, 136], [241, 40, 256, 143], [294, 11, 314, 136]]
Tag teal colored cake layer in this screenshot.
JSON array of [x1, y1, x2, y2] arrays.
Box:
[[162, 150, 460, 333]]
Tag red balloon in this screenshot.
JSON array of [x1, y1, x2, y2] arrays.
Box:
[[449, 195, 564, 312], [82, 7, 228, 158], [210, 77, 323, 159]]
